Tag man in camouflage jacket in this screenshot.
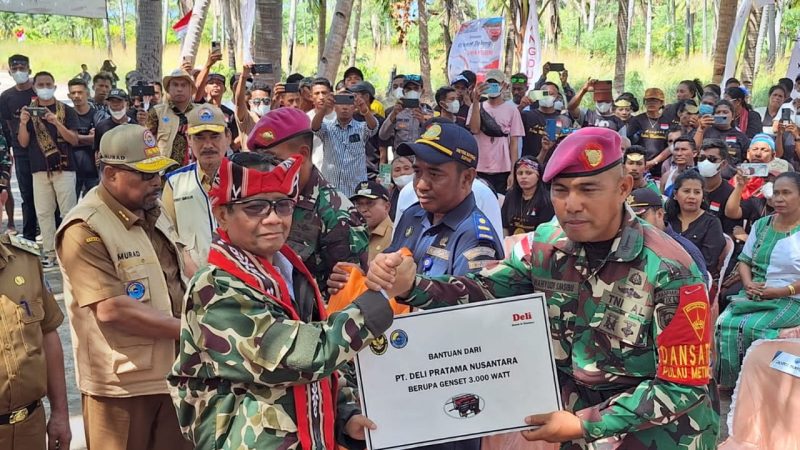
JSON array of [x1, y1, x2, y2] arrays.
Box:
[[368, 128, 719, 449], [246, 107, 369, 293]]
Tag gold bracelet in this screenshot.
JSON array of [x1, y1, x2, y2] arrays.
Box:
[[788, 285, 796, 296]]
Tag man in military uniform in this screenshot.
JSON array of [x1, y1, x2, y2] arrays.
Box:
[[0, 234, 71, 450], [368, 127, 718, 449], [389, 121, 504, 278], [247, 107, 369, 292], [56, 125, 192, 450]]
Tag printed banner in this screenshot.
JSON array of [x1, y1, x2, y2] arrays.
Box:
[[722, 0, 754, 83], [0, 0, 107, 19], [447, 18, 506, 83], [356, 294, 561, 450], [520, 0, 542, 89]]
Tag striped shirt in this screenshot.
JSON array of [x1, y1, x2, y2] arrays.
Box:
[[315, 119, 376, 198]]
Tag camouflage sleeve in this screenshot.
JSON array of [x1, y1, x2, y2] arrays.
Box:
[[403, 237, 536, 309], [146, 108, 159, 135], [184, 268, 393, 384], [576, 272, 714, 442], [318, 187, 369, 273], [0, 136, 10, 191], [334, 363, 364, 449]]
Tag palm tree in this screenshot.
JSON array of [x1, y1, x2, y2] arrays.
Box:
[[180, 0, 212, 66], [316, 0, 354, 81], [614, 0, 629, 93], [254, 0, 282, 86], [348, 0, 363, 67], [740, 4, 761, 84], [136, 0, 163, 81], [288, 0, 299, 72], [418, 0, 433, 102], [712, 0, 738, 83]]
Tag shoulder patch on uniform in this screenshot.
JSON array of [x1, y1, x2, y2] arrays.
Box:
[[472, 212, 495, 241], [85, 236, 102, 244], [9, 235, 40, 255], [463, 247, 497, 260], [468, 260, 493, 270]]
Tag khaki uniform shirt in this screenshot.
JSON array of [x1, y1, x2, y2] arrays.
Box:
[[57, 185, 184, 316], [368, 217, 393, 262], [0, 235, 63, 412]]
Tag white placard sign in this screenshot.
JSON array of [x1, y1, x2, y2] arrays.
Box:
[[355, 294, 561, 450]]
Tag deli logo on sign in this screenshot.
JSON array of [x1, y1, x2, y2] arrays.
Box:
[[512, 312, 534, 326]]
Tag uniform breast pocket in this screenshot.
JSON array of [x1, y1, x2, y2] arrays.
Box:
[[18, 297, 45, 356], [588, 302, 655, 375]]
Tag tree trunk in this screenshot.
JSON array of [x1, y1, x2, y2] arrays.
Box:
[[711, 0, 737, 83], [740, 4, 761, 84], [371, 13, 381, 53], [614, 0, 629, 93], [765, 2, 776, 71], [254, 0, 282, 86], [684, 0, 692, 59], [104, 18, 113, 58], [702, 0, 708, 58], [666, 0, 676, 54], [288, 0, 298, 72], [316, 0, 354, 81], [180, 0, 211, 66], [162, 0, 169, 47], [317, 0, 327, 63], [136, 0, 164, 82], [645, 0, 653, 67], [550, 0, 561, 51], [504, 2, 517, 74], [220, 0, 237, 69], [120, 0, 127, 50], [418, 0, 433, 103], [626, 0, 635, 43], [588, 0, 597, 32], [754, 5, 767, 71], [348, 0, 362, 68]]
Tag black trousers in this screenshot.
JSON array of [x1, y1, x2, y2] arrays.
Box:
[[13, 153, 37, 241]]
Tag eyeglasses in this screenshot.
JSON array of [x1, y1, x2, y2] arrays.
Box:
[[250, 98, 270, 105], [510, 76, 527, 84], [116, 166, 163, 181], [231, 198, 296, 218], [697, 155, 722, 163]]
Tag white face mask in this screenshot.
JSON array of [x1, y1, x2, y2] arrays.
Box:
[[256, 104, 270, 117], [404, 90, 420, 100], [697, 159, 722, 177], [36, 87, 55, 101], [110, 109, 127, 120], [447, 100, 460, 114], [539, 96, 555, 108], [393, 87, 405, 99], [554, 100, 564, 111], [762, 181, 774, 199], [393, 173, 414, 188], [12, 70, 29, 84], [596, 102, 612, 114]]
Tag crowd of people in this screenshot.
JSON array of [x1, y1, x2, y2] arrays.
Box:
[[1, 46, 799, 450]]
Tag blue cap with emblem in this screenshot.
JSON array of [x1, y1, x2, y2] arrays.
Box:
[[396, 122, 478, 169]]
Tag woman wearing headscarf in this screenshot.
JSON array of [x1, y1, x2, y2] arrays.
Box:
[[168, 155, 394, 449]]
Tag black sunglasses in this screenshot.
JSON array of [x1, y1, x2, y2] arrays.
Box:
[[697, 154, 722, 163], [231, 198, 296, 218], [115, 166, 163, 181]]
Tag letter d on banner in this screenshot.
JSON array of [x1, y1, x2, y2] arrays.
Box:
[[520, 0, 542, 90]]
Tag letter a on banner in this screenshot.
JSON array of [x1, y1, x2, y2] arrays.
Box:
[[520, 0, 542, 89]]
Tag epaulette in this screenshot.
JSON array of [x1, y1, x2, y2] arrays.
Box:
[[8, 235, 41, 256], [472, 212, 495, 242]]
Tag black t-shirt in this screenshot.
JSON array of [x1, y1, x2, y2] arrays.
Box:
[[71, 106, 99, 178], [694, 127, 750, 164], [501, 189, 555, 235], [24, 102, 80, 173], [581, 110, 625, 131], [455, 103, 470, 128], [626, 113, 671, 177], [521, 109, 573, 158], [0, 86, 35, 151], [667, 212, 726, 276], [705, 181, 740, 234], [94, 116, 134, 152]]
